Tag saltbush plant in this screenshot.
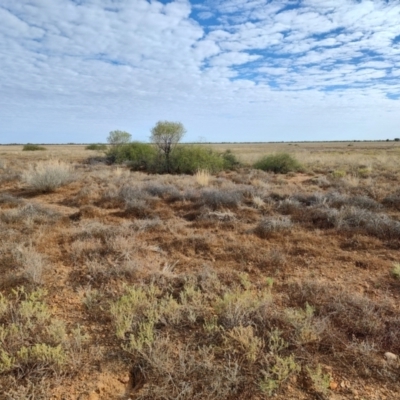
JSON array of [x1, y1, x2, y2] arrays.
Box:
[[168, 146, 225, 174], [106, 142, 157, 169], [253, 153, 303, 174], [22, 144, 46, 151], [85, 144, 107, 151]]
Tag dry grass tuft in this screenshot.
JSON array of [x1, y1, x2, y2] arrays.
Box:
[[195, 169, 211, 187], [22, 160, 75, 192]]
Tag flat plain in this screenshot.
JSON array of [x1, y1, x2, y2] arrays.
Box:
[[0, 141, 400, 399]]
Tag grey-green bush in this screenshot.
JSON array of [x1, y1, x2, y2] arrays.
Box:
[[22, 144, 46, 151], [169, 146, 225, 174], [253, 153, 303, 174], [106, 143, 157, 169], [85, 144, 107, 151]]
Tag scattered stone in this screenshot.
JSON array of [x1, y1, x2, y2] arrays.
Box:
[[330, 381, 338, 390]]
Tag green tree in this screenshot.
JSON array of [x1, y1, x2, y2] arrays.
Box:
[[150, 121, 186, 172], [107, 130, 132, 146]]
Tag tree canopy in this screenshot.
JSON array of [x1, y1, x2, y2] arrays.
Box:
[[150, 121, 186, 172], [107, 130, 132, 146]]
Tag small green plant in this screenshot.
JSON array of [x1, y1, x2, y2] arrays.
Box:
[[225, 325, 263, 362], [253, 153, 303, 174], [110, 285, 160, 342], [22, 144, 46, 151], [0, 287, 72, 376], [357, 167, 372, 178], [203, 315, 220, 334], [260, 355, 300, 395], [331, 169, 346, 178], [268, 329, 287, 354], [85, 143, 107, 151], [391, 263, 400, 279], [214, 286, 272, 329], [284, 303, 320, 344], [306, 364, 331, 395]]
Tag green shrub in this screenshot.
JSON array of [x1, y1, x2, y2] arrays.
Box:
[[0, 287, 69, 376], [106, 142, 157, 169], [222, 150, 241, 170], [107, 143, 237, 175], [391, 263, 400, 279], [253, 153, 303, 174], [168, 146, 225, 174], [85, 143, 107, 151], [22, 144, 46, 151]]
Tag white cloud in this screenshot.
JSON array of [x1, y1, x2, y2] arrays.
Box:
[[1, 0, 400, 143]]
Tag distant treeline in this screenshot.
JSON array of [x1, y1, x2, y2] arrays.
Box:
[[1, 139, 399, 145]]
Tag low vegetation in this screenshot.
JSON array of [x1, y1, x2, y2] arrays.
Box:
[[105, 124, 242, 174], [253, 152, 303, 174], [85, 144, 107, 151], [22, 144, 47, 151], [22, 160, 75, 192], [0, 141, 400, 398]]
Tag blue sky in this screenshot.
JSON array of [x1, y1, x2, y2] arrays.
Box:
[[1, 0, 400, 143]]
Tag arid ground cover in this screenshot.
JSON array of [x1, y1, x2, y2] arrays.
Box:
[[0, 142, 400, 399]]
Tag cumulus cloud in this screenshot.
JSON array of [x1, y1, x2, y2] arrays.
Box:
[[0, 0, 400, 143]]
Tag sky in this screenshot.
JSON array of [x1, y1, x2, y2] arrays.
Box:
[[1, 0, 400, 143]]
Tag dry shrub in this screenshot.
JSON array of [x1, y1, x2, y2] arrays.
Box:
[[199, 209, 236, 222], [127, 337, 243, 400], [199, 188, 242, 209], [254, 216, 293, 238], [382, 190, 400, 210], [143, 183, 180, 199], [0, 163, 20, 184], [258, 248, 286, 269], [22, 160, 75, 192], [286, 281, 394, 350], [131, 218, 163, 232], [13, 245, 47, 285], [69, 184, 101, 206], [0, 193, 24, 209], [214, 286, 272, 329], [334, 207, 400, 239], [3, 376, 51, 400], [69, 222, 138, 266], [0, 203, 60, 225], [87, 259, 138, 281], [292, 192, 326, 206], [251, 195, 265, 209], [70, 221, 120, 241], [326, 192, 381, 210], [277, 198, 301, 215], [164, 235, 212, 257]]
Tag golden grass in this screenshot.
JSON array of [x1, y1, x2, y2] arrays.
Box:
[[195, 169, 211, 186]]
